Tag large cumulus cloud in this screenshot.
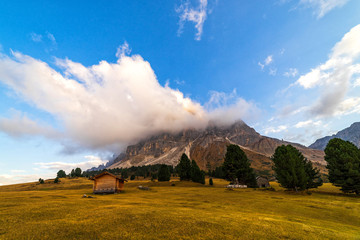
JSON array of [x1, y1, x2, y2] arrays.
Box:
[[0, 45, 257, 153]]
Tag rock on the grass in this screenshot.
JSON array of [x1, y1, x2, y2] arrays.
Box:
[[138, 185, 150, 190]]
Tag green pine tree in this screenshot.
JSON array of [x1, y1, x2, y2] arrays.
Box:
[[177, 153, 191, 181], [325, 138, 360, 194], [190, 160, 205, 184], [271, 145, 320, 191], [223, 144, 257, 187], [57, 170, 66, 178], [158, 164, 171, 182]]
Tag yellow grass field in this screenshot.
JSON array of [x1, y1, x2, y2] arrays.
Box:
[[0, 178, 359, 240]]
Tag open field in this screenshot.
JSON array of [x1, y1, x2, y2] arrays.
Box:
[[0, 178, 359, 240]]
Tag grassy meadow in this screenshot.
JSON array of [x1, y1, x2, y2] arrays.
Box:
[[0, 178, 359, 240]]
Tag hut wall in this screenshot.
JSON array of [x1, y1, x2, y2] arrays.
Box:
[[116, 180, 124, 192], [95, 175, 116, 192]]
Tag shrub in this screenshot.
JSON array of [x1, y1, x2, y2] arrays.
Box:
[[54, 177, 60, 184], [130, 174, 136, 180], [209, 178, 213, 186]]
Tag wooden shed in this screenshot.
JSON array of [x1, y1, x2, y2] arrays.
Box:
[[256, 176, 270, 188], [90, 171, 125, 194]]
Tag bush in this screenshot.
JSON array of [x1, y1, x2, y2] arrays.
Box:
[[209, 178, 213, 186], [54, 177, 60, 183], [130, 174, 136, 180], [39, 178, 44, 184]]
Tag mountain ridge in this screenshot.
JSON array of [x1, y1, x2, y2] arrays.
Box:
[[309, 122, 360, 150], [108, 121, 326, 174]]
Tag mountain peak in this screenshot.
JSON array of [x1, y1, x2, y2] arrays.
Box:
[[309, 122, 360, 150]]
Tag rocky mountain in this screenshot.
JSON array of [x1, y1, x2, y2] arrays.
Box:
[[108, 121, 326, 174], [309, 122, 360, 150]]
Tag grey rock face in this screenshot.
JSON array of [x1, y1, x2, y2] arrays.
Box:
[[107, 121, 326, 173], [309, 122, 360, 150]]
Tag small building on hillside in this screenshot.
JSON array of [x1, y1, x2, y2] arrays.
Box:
[[90, 171, 125, 194], [256, 176, 270, 188]]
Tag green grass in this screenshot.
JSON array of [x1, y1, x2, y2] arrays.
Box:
[[0, 178, 359, 240]]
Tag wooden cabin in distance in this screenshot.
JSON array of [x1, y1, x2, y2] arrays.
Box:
[[90, 171, 125, 194]]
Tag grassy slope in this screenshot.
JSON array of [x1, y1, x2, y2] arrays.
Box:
[[0, 178, 359, 240]]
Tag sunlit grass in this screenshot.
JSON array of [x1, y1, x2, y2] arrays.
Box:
[[0, 178, 359, 239]]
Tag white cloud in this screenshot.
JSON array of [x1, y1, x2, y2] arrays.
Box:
[[0, 46, 257, 153], [174, 79, 185, 85], [10, 170, 26, 173], [47, 32, 56, 44], [265, 55, 273, 65], [0, 109, 58, 139], [295, 24, 360, 117], [258, 62, 265, 70], [116, 41, 131, 58], [355, 78, 360, 87], [283, 68, 298, 77], [295, 120, 322, 128], [0, 174, 36, 186], [300, 0, 349, 18], [264, 125, 287, 134], [30, 33, 42, 42], [206, 89, 260, 126], [35, 155, 107, 172], [258, 55, 274, 71], [177, 0, 208, 41], [269, 68, 277, 76]]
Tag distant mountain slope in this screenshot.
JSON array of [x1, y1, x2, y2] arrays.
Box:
[[309, 122, 360, 150], [108, 121, 326, 174]]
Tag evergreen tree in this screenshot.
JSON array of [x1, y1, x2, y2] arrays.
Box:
[[158, 164, 171, 181], [151, 173, 158, 181], [272, 145, 322, 191], [177, 153, 191, 181], [121, 169, 129, 179], [223, 144, 257, 187], [213, 166, 225, 179], [303, 158, 323, 189], [325, 138, 360, 194], [70, 169, 75, 178], [74, 167, 82, 177], [190, 160, 205, 184], [57, 170, 66, 178]]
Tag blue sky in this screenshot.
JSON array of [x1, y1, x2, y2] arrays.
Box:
[[1, 0, 360, 185]]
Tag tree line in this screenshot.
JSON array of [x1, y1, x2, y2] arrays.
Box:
[[53, 138, 360, 194]]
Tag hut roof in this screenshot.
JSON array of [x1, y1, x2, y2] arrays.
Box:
[[256, 176, 268, 180], [90, 171, 124, 181]]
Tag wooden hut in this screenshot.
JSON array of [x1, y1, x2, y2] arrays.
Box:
[[90, 171, 125, 194], [256, 176, 270, 188]]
